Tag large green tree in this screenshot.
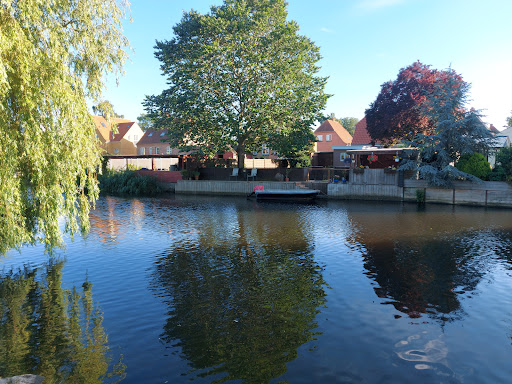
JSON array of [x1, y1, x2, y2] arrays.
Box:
[[144, 0, 329, 169], [0, 1, 129, 253]]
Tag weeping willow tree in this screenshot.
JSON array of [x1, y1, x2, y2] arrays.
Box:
[[0, 0, 130, 253]]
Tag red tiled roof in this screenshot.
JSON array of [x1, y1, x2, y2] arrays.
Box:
[[351, 117, 381, 145], [137, 129, 170, 145], [110, 122, 134, 141], [314, 119, 353, 144]]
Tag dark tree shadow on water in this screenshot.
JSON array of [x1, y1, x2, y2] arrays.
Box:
[[357, 223, 512, 322], [151, 209, 328, 383], [0, 259, 125, 383]]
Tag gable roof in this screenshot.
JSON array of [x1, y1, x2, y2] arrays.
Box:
[[314, 119, 353, 144], [351, 117, 382, 145], [92, 115, 111, 142], [500, 126, 512, 140], [110, 122, 135, 141], [112, 117, 131, 124], [137, 129, 170, 145]]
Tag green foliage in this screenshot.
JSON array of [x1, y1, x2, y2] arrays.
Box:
[[127, 164, 142, 171], [144, 0, 329, 169], [0, 261, 125, 382], [0, 0, 130, 253], [98, 170, 161, 196], [271, 127, 315, 168], [341, 117, 358, 136], [489, 146, 512, 181], [507, 111, 512, 127], [92, 100, 124, 120], [180, 169, 189, 180], [331, 116, 358, 136], [136, 113, 154, 132], [415, 189, 426, 204], [455, 153, 491, 180]]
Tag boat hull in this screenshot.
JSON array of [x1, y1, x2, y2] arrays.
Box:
[[254, 189, 320, 202]]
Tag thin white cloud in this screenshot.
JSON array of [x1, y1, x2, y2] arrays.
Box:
[[320, 27, 335, 34], [357, 0, 406, 11]]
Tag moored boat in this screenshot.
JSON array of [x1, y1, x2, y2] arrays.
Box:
[[253, 189, 320, 202]]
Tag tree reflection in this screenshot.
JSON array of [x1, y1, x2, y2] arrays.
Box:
[[152, 207, 327, 383], [0, 260, 125, 383], [361, 238, 472, 319], [348, 204, 512, 321]]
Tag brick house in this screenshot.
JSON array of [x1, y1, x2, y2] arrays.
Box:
[[92, 116, 143, 155], [136, 129, 180, 156], [313, 118, 353, 151]]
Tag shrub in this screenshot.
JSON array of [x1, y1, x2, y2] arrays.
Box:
[[455, 152, 491, 180], [98, 170, 161, 196], [488, 166, 507, 181], [415, 189, 425, 204], [494, 147, 512, 181]]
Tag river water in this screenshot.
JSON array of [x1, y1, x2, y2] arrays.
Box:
[[1, 196, 511, 383]]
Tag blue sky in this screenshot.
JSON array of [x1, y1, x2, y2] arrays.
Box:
[[102, 0, 512, 130]]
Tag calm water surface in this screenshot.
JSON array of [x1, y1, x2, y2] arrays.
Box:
[[1, 196, 512, 383]]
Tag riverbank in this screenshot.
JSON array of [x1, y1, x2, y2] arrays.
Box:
[[168, 178, 512, 208]]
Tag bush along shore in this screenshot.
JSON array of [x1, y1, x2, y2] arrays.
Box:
[[98, 170, 161, 196]]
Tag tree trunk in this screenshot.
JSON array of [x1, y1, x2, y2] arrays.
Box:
[[237, 144, 245, 171]]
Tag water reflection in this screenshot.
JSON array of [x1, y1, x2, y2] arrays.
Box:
[[152, 206, 327, 383], [347, 203, 512, 320], [0, 260, 125, 383]]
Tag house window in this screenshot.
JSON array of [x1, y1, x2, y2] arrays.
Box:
[[149, 147, 153, 155], [114, 148, 119, 154], [160, 131, 165, 137], [166, 146, 171, 155], [326, 134, 332, 142], [133, 135, 138, 142], [340, 153, 352, 164], [262, 144, 269, 155], [317, 135, 323, 142], [155, 147, 160, 155], [140, 147, 145, 155], [148, 132, 153, 137]]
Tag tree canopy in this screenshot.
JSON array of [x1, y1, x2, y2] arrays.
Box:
[[400, 68, 493, 186], [366, 61, 451, 144], [144, 0, 329, 169], [92, 100, 125, 120], [0, 0, 129, 253], [136, 113, 154, 132], [507, 111, 512, 127]]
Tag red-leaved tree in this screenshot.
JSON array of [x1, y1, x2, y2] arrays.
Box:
[[365, 61, 459, 144]]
